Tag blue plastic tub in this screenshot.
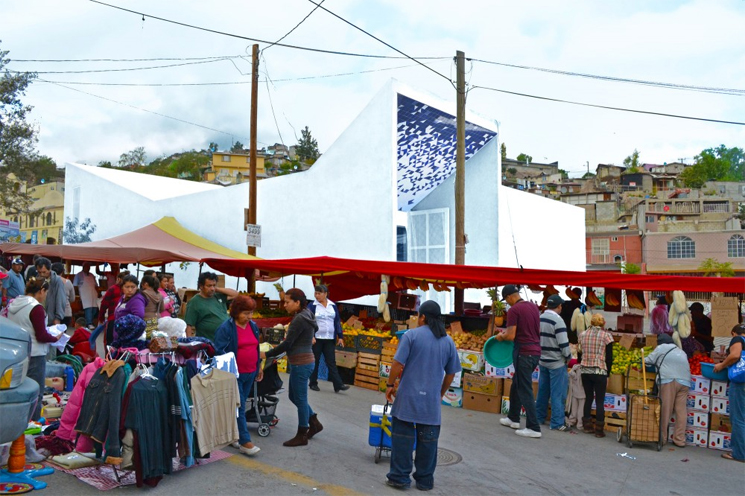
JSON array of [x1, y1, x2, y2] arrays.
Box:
[[701, 362, 728, 381], [395, 330, 408, 339]]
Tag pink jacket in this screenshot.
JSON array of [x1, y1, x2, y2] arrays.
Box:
[[55, 357, 105, 451]]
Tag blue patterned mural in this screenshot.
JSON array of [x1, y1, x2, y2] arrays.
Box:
[[396, 93, 497, 211]]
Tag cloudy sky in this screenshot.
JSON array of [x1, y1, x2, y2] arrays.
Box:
[[2, 0, 744, 176]]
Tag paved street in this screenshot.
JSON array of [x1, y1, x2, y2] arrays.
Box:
[[44, 372, 742, 495]]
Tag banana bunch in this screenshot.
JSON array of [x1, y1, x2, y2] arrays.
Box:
[[605, 292, 620, 307], [586, 290, 603, 307], [627, 292, 646, 310], [668, 290, 691, 340]]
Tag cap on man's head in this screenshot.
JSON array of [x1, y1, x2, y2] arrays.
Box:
[[657, 333, 674, 345], [501, 284, 520, 300], [546, 294, 565, 309], [11, 258, 24, 266]]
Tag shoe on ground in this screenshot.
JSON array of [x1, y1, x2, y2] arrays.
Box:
[[385, 479, 410, 490], [239, 444, 260, 456], [515, 428, 542, 438], [231, 442, 241, 449], [309, 384, 320, 392], [551, 424, 570, 432], [415, 483, 433, 491], [335, 384, 350, 392], [499, 417, 520, 429]]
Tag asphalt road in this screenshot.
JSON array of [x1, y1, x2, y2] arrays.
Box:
[[37, 372, 743, 495]]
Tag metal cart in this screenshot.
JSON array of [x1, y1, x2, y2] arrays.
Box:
[[616, 351, 663, 451], [371, 402, 393, 464]]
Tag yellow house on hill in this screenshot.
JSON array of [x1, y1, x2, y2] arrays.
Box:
[[0, 176, 65, 244], [204, 152, 267, 185]]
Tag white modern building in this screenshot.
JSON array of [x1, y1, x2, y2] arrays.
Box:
[[64, 80, 585, 308]]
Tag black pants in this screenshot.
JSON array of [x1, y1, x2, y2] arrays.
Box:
[[582, 373, 608, 423], [309, 338, 344, 391]]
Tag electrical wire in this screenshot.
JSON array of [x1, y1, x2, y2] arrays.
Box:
[[263, 0, 325, 53], [8, 57, 233, 74], [41, 80, 237, 137], [471, 58, 745, 97], [12, 55, 240, 63], [307, 0, 453, 86], [471, 85, 745, 126], [260, 54, 285, 148], [88, 0, 447, 61]]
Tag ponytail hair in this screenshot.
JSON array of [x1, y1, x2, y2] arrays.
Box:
[[25, 277, 49, 295]]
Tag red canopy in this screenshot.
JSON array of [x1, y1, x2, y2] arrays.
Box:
[[204, 256, 745, 301]]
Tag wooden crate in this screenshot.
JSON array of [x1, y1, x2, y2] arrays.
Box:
[[335, 350, 357, 369], [358, 352, 381, 370], [382, 341, 397, 361], [354, 367, 380, 391], [355, 335, 387, 355]]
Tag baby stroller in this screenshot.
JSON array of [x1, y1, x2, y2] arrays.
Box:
[[245, 353, 284, 437]]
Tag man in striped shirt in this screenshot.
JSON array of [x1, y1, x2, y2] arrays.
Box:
[[536, 294, 572, 431]]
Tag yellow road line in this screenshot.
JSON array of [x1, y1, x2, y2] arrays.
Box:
[[227, 455, 369, 496]]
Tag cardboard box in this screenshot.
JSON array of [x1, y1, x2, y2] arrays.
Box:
[[458, 350, 485, 372], [711, 397, 730, 415], [442, 387, 463, 408], [690, 375, 711, 395], [711, 380, 730, 398], [711, 413, 732, 433], [591, 394, 627, 413], [463, 391, 501, 414], [485, 363, 514, 378], [501, 395, 526, 417], [276, 356, 287, 373], [670, 427, 708, 447], [708, 430, 732, 451], [379, 362, 392, 379], [503, 379, 539, 398], [687, 393, 710, 413], [463, 373, 502, 396], [687, 410, 709, 429], [711, 296, 739, 338], [449, 371, 462, 388], [607, 374, 624, 395]]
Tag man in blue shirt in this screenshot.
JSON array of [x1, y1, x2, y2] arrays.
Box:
[[384, 300, 461, 491], [2, 258, 26, 307]]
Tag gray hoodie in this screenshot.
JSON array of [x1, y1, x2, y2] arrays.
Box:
[[44, 272, 67, 325]]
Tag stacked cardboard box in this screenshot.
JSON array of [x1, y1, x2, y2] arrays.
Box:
[[668, 376, 731, 452]]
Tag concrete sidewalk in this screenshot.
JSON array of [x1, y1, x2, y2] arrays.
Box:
[[42, 372, 742, 495]]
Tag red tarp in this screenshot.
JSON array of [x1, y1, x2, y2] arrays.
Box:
[[204, 256, 745, 301]]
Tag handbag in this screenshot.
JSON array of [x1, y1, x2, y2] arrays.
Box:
[[728, 336, 745, 383]]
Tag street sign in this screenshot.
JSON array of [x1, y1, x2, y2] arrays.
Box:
[[246, 224, 261, 248]]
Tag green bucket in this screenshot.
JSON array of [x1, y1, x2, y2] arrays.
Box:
[[483, 336, 514, 368]]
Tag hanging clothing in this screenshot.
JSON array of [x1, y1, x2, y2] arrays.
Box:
[[55, 357, 104, 453], [125, 377, 171, 487], [190, 368, 240, 455]]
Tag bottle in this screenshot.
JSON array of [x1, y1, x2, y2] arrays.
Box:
[[64, 366, 75, 392]]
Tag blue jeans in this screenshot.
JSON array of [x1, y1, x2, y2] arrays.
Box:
[[84, 307, 98, 326], [730, 380, 745, 461], [508, 354, 541, 432], [387, 417, 440, 490], [535, 365, 568, 429], [27, 356, 45, 421], [288, 363, 315, 428], [236, 371, 258, 444]]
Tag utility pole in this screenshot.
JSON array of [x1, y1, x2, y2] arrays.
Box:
[[454, 50, 466, 315], [247, 43, 259, 291]]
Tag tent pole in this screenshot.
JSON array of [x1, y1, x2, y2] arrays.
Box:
[[136, 263, 140, 279], [293, 275, 296, 288]]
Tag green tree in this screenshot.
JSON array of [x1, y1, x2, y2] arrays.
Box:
[[516, 153, 532, 164], [98, 160, 113, 168], [230, 141, 245, 153], [698, 257, 735, 277], [62, 217, 96, 244], [118, 147, 147, 169], [500, 142, 507, 161], [558, 169, 569, 179], [296, 126, 319, 163], [208, 141, 219, 153], [506, 167, 517, 176], [680, 145, 744, 188], [168, 151, 210, 180], [623, 149, 641, 173], [619, 262, 641, 274]]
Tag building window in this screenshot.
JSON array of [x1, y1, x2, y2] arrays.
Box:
[[667, 236, 695, 259], [46, 212, 52, 226], [645, 216, 655, 224], [728, 234, 745, 258], [222, 155, 231, 162], [614, 255, 623, 263], [591, 238, 610, 255], [611, 236, 618, 242]]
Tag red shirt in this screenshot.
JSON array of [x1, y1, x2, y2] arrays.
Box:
[[236, 323, 259, 374], [506, 300, 541, 356], [99, 284, 122, 323]]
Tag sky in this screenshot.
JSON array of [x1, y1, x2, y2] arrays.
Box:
[[2, 0, 744, 177]]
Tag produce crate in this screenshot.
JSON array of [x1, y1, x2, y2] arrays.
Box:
[[382, 341, 397, 362], [356, 335, 387, 355], [357, 352, 381, 372], [264, 327, 285, 345], [355, 352, 381, 391], [335, 350, 357, 369], [338, 334, 356, 352], [628, 371, 656, 392]]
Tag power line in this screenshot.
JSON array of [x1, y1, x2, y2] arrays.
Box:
[[306, 0, 453, 86], [87, 0, 447, 61], [263, 0, 325, 53], [471, 85, 745, 126], [471, 58, 745, 97], [260, 54, 285, 148], [34, 63, 424, 87], [12, 55, 239, 63], [8, 57, 233, 74]]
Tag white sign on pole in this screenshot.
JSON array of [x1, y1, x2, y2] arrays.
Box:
[[246, 224, 261, 247]]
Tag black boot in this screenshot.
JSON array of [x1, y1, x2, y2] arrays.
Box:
[[307, 414, 324, 439], [595, 421, 606, 438], [283, 427, 309, 447], [582, 417, 594, 434]]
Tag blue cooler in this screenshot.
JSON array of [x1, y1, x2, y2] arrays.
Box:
[[369, 404, 393, 448]]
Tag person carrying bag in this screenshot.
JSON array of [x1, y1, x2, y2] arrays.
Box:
[[713, 324, 745, 462]]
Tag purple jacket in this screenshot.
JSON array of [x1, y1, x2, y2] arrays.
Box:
[[114, 292, 147, 320]]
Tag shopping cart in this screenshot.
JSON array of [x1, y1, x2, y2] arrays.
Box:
[[616, 350, 663, 451], [369, 403, 393, 464]]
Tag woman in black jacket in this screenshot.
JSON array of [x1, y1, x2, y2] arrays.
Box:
[[262, 288, 321, 447]]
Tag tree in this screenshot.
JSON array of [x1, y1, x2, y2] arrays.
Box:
[[620, 262, 641, 274], [230, 141, 245, 153], [208, 141, 219, 153], [516, 153, 532, 164], [296, 126, 319, 163], [623, 149, 641, 173], [680, 145, 744, 188], [0, 44, 45, 214], [98, 160, 113, 168], [500, 143, 507, 161], [698, 257, 735, 277], [558, 169, 569, 179], [62, 217, 96, 244], [118, 147, 147, 169], [168, 151, 210, 180], [506, 167, 517, 176]]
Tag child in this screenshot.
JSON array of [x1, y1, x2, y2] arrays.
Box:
[[69, 317, 96, 363], [566, 360, 586, 430]]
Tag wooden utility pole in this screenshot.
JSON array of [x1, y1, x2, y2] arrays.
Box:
[[454, 50, 466, 315], [247, 43, 259, 291]]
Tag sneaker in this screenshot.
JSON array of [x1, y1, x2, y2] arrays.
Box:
[[309, 384, 320, 392], [231, 442, 241, 449], [515, 428, 542, 438], [499, 417, 520, 429], [335, 384, 350, 393], [385, 479, 410, 490], [415, 483, 433, 491], [239, 444, 261, 456], [551, 424, 570, 432]]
